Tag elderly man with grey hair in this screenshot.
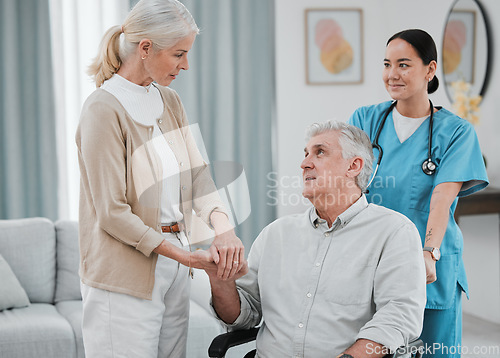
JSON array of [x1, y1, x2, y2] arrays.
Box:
[[207, 120, 426, 358]]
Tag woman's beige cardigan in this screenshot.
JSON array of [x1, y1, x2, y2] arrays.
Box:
[[76, 85, 226, 300]]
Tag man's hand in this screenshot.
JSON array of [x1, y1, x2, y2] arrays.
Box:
[[209, 212, 246, 279], [423, 251, 437, 284], [206, 259, 249, 324], [341, 339, 386, 358]]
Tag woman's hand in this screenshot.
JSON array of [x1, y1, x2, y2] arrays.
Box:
[[423, 252, 437, 284], [154, 240, 218, 272], [209, 211, 246, 280], [187, 249, 218, 271], [205, 258, 249, 282], [423, 182, 461, 284]]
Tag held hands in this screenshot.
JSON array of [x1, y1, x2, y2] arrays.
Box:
[[186, 247, 248, 280], [423, 252, 437, 284], [204, 258, 249, 282], [183, 230, 247, 280], [182, 211, 247, 280], [208, 212, 246, 280], [155, 224, 246, 280]]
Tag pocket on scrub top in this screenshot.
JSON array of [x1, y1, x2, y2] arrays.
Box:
[[409, 163, 435, 213], [425, 254, 459, 309]]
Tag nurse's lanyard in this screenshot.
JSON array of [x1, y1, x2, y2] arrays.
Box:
[[366, 100, 437, 189]]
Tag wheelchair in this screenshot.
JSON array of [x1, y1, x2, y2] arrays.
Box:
[[208, 327, 423, 358]]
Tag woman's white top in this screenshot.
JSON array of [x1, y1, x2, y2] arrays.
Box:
[[101, 75, 185, 241], [392, 107, 429, 143]]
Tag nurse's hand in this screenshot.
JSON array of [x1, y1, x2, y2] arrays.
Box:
[[423, 252, 437, 284]]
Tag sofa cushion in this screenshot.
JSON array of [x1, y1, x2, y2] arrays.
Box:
[[0, 253, 30, 311], [55, 220, 81, 302], [0, 303, 76, 358], [56, 300, 84, 358], [0, 218, 56, 303]]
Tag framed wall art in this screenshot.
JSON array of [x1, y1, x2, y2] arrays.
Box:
[[443, 9, 476, 84], [305, 8, 363, 85]]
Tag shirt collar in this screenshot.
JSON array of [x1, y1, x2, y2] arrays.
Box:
[[107, 74, 155, 95], [308, 194, 369, 230]]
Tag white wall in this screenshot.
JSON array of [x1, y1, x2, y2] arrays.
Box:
[[275, 0, 500, 323], [461, 214, 500, 323]]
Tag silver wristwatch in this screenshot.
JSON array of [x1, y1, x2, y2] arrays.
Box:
[[423, 246, 441, 261]]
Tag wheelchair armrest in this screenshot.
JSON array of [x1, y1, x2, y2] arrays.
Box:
[[384, 339, 424, 358], [208, 327, 260, 358], [208, 330, 422, 358]]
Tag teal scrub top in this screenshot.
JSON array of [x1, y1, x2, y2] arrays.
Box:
[[349, 101, 488, 309]]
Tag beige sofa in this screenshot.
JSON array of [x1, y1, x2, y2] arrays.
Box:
[[0, 217, 249, 357]]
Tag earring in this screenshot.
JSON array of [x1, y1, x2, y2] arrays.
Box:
[[428, 78, 432, 82], [141, 56, 147, 60]]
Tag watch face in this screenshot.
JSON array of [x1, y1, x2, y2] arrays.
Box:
[[433, 248, 441, 261], [424, 247, 441, 261]]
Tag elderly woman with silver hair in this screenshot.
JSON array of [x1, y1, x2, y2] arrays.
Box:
[[76, 0, 246, 356]]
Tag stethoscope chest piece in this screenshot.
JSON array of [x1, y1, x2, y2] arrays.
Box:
[[422, 158, 437, 176]]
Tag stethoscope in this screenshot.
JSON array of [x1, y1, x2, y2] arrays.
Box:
[[366, 99, 437, 189]]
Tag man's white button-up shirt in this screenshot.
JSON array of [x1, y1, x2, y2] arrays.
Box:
[[217, 195, 426, 358]]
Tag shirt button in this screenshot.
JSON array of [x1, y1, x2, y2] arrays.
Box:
[[179, 162, 184, 167], [315, 262, 321, 267], [306, 293, 312, 298], [158, 119, 163, 124], [324, 232, 330, 237], [298, 323, 304, 328], [168, 140, 173, 145], [182, 186, 187, 190]]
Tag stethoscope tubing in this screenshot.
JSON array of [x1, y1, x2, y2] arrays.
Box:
[[366, 100, 436, 190]]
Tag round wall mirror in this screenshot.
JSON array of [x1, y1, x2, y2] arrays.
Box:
[[442, 0, 492, 100]]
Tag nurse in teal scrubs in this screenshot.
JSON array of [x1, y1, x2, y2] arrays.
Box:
[[349, 29, 488, 357]]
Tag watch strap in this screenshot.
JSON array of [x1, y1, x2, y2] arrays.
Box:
[[423, 246, 439, 261]]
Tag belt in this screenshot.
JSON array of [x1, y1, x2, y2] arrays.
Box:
[[161, 222, 184, 233]]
